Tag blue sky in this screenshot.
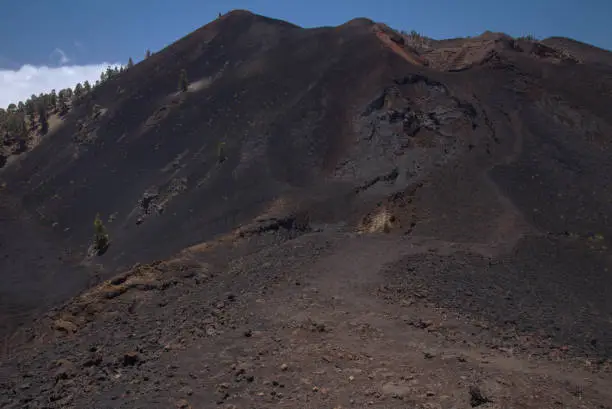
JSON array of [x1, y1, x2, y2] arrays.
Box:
[[1, 0, 611, 107]]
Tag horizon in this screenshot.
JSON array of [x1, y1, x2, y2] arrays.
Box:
[[1, 0, 611, 108]]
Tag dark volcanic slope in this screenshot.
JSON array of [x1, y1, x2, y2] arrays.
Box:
[[1, 10, 612, 354], [2, 11, 412, 269], [1, 11, 398, 329]]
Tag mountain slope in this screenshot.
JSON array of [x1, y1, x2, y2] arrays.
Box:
[[1, 11, 399, 329], [1, 10, 612, 408]]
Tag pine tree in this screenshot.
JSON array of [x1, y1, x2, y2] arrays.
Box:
[[25, 99, 35, 118], [38, 93, 48, 109], [93, 213, 110, 254], [58, 92, 69, 115], [74, 83, 83, 98], [178, 69, 189, 92], [127, 57, 134, 68], [37, 103, 48, 134], [50, 89, 57, 110], [15, 113, 28, 139], [145, 49, 151, 59], [83, 81, 91, 92]]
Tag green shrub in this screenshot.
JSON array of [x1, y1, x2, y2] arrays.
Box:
[[93, 213, 110, 254]]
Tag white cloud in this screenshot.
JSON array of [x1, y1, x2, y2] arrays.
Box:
[[0, 63, 121, 108], [51, 48, 71, 65]]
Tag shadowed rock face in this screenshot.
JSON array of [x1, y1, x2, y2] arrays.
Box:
[[1, 10, 611, 344]]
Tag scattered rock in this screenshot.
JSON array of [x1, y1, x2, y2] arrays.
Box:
[[180, 386, 193, 396], [381, 382, 412, 399], [469, 385, 491, 407], [409, 318, 434, 329], [53, 319, 77, 333], [280, 363, 289, 371], [53, 359, 76, 382], [83, 353, 103, 367], [123, 351, 141, 366], [176, 399, 191, 408]]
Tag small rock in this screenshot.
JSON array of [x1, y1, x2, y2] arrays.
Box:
[[83, 354, 103, 367], [410, 319, 433, 329], [381, 382, 412, 398], [423, 351, 436, 359], [53, 359, 76, 381], [216, 392, 230, 404], [53, 319, 77, 333], [176, 399, 191, 408], [243, 329, 252, 337], [399, 298, 415, 306], [469, 385, 490, 407], [280, 363, 288, 371], [180, 386, 193, 396], [123, 351, 141, 366]]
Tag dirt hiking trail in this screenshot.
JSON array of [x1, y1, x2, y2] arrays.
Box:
[[2, 230, 611, 408]]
